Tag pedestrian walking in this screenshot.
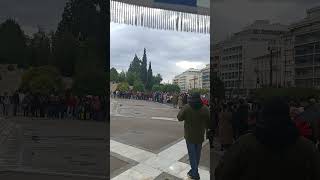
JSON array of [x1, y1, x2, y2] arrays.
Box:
[[215, 97, 320, 180], [177, 92, 210, 180], [3, 92, 10, 117], [178, 95, 183, 109], [172, 93, 178, 108]]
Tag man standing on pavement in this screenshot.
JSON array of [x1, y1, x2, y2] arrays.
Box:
[[177, 92, 210, 180]]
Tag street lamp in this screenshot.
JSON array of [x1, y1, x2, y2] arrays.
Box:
[[268, 46, 274, 87]]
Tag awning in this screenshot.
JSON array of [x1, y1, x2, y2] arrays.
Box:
[[110, 0, 210, 34]]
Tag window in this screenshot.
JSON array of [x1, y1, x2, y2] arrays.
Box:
[[295, 44, 314, 55], [295, 55, 313, 64]]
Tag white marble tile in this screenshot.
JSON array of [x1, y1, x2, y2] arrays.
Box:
[[142, 155, 176, 171], [177, 165, 210, 180], [132, 163, 162, 178], [111, 138, 210, 180], [158, 147, 188, 161], [163, 161, 189, 177], [198, 168, 211, 180], [112, 169, 152, 180], [151, 117, 178, 121], [131, 152, 155, 163]]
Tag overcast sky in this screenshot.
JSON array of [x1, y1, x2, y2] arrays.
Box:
[[110, 22, 210, 83], [2, 0, 320, 83], [212, 0, 320, 43], [0, 0, 67, 35]]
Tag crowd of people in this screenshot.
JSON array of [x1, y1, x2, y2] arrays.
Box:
[[112, 90, 209, 108], [209, 97, 320, 151], [0, 90, 107, 121], [210, 96, 320, 180]]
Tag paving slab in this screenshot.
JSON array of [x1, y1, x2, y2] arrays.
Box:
[[155, 172, 183, 180], [3, 118, 108, 177], [111, 115, 184, 153], [110, 154, 134, 178], [0, 171, 107, 180]]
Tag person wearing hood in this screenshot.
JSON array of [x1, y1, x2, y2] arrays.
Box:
[[177, 92, 210, 180], [215, 97, 320, 180]]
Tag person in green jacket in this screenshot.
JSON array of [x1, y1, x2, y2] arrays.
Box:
[[215, 97, 320, 180], [177, 92, 210, 180]]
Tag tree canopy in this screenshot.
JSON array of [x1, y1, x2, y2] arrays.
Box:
[[117, 82, 129, 92], [20, 66, 64, 95], [133, 80, 145, 92], [0, 19, 27, 67], [110, 67, 119, 82]]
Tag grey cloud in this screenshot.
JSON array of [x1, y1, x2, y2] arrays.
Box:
[[212, 0, 320, 43], [0, 0, 67, 33]]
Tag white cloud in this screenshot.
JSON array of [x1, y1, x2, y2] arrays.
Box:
[[175, 61, 206, 71]]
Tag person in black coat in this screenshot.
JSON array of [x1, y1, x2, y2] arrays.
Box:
[[232, 98, 249, 139]]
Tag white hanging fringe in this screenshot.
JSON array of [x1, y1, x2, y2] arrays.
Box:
[[110, 0, 210, 34]]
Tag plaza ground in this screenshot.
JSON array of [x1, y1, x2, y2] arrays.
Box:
[[0, 116, 107, 180], [110, 98, 211, 180]]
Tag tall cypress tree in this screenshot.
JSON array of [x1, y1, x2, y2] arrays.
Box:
[[141, 48, 148, 85], [128, 54, 141, 76], [146, 61, 153, 90]]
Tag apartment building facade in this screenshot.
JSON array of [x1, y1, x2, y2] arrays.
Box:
[[173, 68, 202, 92], [214, 20, 289, 97], [289, 6, 320, 88], [201, 64, 210, 91]]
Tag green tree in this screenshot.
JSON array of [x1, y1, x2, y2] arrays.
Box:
[[152, 84, 162, 92], [133, 80, 145, 92], [72, 39, 107, 95], [118, 71, 126, 82], [140, 48, 148, 85], [29, 28, 51, 67], [153, 73, 163, 85], [56, 0, 107, 61], [110, 67, 119, 82], [20, 66, 64, 95], [128, 54, 141, 76], [117, 82, 129, 92], [0, 19, 27, 67], [146, 61, 153, 90], [52, 31, 79, 77], [126, 71, 139, 86]]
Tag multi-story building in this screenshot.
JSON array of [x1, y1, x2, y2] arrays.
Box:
[[289, 6, 320, 88], [252, 34, 295, 88], [173, 68, 201, 92], [201, 64, 210, 91], [214, 20, 289, 97]]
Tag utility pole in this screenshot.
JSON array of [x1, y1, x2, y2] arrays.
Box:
[[268, 47, 273, 87], [190, 76, 198, 89], [284, 49, 287, 88]]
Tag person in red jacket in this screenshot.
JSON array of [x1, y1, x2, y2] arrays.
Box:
[[290, 107, 313, 140], [201, 95, 209, 106]]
